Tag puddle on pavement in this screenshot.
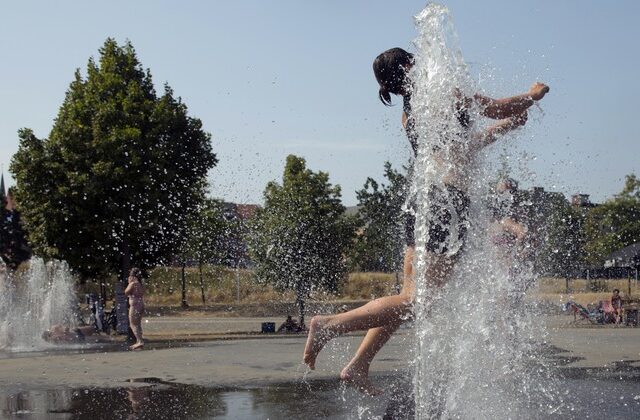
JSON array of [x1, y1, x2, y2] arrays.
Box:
[[1, 371, 639, 419], [0, 376, 411, 420]]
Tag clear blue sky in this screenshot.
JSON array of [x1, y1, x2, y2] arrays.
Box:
[[1, 1, 638, 206]]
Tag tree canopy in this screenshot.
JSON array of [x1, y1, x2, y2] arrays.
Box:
[[350, 162, 407, 273], [538, 203, 586, 277], [584, 174, 640, 265], [180, 198, 229, 266], [537, 174, 640, 273], [10, 38, 217, 279], [246, 155, 356, 323]]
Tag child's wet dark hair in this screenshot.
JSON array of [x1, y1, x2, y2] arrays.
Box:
[[129, 267, 142, 281], [373, 47, 414, 106], [498, 178, 519, 191]]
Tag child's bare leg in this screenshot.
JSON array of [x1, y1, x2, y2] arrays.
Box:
[[131, 321, 143, 345], [340, 324, 400, 395], [303, 248, 416, 370], [476, 111, 529, 149], [337, 248, 416, 393], [129, 310, 144, 349], [474, 82, 549, 119], [303, 294, 413, 369], [337, 252, 455, 395]]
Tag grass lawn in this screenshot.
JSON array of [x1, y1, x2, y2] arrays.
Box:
[[77, 266, 639, 310]]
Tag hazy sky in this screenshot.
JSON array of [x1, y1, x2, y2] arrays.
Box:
[[1, 1, 638, 206]]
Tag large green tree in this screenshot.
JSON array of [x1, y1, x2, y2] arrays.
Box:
[[247, 155, 356, 325], [350, 162, 406, 273], [10, 39, 217, 280], [584, 174, 640, 265]]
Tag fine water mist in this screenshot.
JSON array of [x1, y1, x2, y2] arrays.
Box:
[[0, 258, 77, 351], [409, 4, 559, 418]]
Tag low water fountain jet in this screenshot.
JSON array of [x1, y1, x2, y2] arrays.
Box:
[[0, 258, 77, 351]]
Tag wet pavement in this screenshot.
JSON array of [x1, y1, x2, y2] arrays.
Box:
[[0, 333, 412, 389], [1, 315, 639, 418]]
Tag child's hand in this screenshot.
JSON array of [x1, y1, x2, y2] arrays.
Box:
[[528, 82, 550, 101]]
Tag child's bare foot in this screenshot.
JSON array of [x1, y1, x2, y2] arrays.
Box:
[[303, 316, 335, 370], [340, 363, 383, 396], [129, 342, 144, 350], [528, 82, 549, 101]]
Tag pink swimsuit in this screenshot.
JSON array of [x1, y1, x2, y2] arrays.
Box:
[[128, 283, 145, 314]]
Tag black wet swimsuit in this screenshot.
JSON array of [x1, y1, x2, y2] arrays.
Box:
[[403, 95, 470, 254]]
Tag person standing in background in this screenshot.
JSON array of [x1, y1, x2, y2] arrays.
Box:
[[125, 267, 145, 350]]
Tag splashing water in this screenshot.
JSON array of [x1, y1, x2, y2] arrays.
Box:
[[0, 258, 77, 351], [410, 4, 559, 418]]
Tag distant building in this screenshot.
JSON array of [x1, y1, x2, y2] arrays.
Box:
[[227, 203, 260, 222], [516, 186, 599, 224], [570, 193, 597, 216], [604, 243, 640, 270], [518, 186, 568, 229], [571, 193, 592, 208]]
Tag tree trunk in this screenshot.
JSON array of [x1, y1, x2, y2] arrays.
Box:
[[99, 281, 107, 307], [199, 261, 206, 305], [235, 268, 240, 303], [181, 262, 189, 308], [296, 287, 306, 329]]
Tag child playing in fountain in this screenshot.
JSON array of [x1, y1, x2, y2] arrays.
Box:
[[490, 178, 528, 250], [125, 268, 145, 350], [611, 289, 623, 324], [303, 47, 549, 395]]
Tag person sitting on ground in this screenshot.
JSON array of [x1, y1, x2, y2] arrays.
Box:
[[42, 324, 101, 344], [303, 47, 550, 395], [598, 299, 617, 324], [277, 315, 300, 333]]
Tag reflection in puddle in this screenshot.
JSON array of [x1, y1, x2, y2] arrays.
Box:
[[1, 372, 639, 419], [0, 377, 408, 419]]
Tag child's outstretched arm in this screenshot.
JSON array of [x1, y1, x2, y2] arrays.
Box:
[[474, 83, 549, 119]]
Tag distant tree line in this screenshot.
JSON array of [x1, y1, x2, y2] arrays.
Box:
[[538, 174, 640, 278], [8, 37, 636, 323]]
